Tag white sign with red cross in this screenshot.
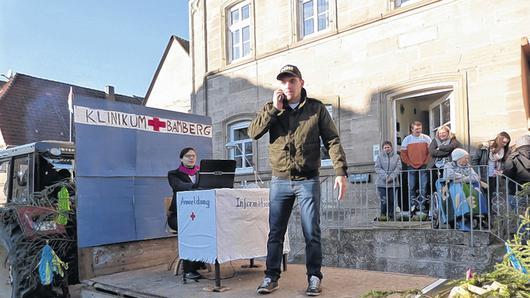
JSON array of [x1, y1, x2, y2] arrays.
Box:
[[74, 106, 212, 138]]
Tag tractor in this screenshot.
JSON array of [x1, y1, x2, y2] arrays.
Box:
[[0, 141, 77, 297]]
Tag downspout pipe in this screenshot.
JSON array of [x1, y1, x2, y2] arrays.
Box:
[[189, 0, 198, 113], [203, 0, 208, 116]]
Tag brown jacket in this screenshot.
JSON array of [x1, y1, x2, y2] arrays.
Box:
[[248, 89, 347, 179]]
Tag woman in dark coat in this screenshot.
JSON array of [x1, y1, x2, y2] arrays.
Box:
[[428, 125, 460, 174], [167, 147, 203, 280], [504, 135, 530, 195]]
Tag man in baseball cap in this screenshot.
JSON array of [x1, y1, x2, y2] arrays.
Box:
[[276, 64, 302, 80], [249, 64, 348, 296]]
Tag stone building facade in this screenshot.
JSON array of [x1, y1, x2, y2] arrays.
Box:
[[189, 0, 530, 179]]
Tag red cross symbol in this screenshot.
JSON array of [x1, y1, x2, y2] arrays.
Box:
[[147, 117, 166, 131], [190, 212, 196, 221]]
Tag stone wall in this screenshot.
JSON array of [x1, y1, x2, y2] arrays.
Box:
[[290, 228, 505, 279]]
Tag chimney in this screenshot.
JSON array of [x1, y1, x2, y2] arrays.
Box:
[[105, 85, 115, 101]]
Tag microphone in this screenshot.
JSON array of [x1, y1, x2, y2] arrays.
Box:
[[225, 142, 264, 187]]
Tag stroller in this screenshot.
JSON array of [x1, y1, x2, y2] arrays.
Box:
[[431, 178, 489, 231]]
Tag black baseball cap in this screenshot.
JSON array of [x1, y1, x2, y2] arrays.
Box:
[[276, 64, 302, 80]]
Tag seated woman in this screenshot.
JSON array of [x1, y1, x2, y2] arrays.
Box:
[[443, 148, 479, 183], [441, 149, 489, 228], [167, 147, 204, 280]]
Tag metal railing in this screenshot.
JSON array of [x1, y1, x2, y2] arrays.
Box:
[[285, 165, 528, 257]]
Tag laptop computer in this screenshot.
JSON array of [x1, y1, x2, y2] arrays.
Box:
[[196, 159, 237, 189]]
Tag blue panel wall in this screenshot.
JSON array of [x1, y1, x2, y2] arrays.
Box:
[[75, 96, 212, 247], [77, 177, 136, 247], [133, 177, 173, 239]]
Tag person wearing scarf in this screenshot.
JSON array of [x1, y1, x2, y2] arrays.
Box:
[[167, 147, 203, 280], [428, 125, 460, 172], [444, 148, 480, 183]]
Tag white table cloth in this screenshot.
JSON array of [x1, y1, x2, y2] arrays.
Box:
[[177, 188, 290, 264]]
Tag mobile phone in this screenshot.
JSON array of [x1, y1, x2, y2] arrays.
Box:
[[280, 93, 287, 105]]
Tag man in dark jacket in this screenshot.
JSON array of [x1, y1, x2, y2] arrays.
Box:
[[249, 65, 348, 296], [504, 135, 530, 194]]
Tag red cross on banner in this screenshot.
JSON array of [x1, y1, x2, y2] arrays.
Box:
[[147, 117, 166, 131], [190, 212, 196, 221]]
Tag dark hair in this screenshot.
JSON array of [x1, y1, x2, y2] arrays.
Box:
[[382, 141, 393, 148], [179, 147, 196, 159]]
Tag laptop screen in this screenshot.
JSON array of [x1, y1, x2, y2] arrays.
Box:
[[196, 159, 236, 189]]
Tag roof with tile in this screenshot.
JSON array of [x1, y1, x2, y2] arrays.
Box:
[[0, 73, 144, 146]]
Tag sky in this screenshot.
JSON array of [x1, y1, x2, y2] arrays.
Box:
[[0, 0, 189, 97]]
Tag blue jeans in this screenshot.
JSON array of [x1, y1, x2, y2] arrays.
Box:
[[377, 187, 397, 218], [265, 176, 322, 281], [408, 167, 428, 199]]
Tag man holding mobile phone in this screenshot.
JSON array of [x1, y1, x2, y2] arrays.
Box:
[[249, 64, 348, 296]]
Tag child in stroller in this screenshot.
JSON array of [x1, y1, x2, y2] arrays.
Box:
[[432, 149, 489, 231]]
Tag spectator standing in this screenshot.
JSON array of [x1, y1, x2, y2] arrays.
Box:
[[428, 125, 460, 177], [504, 134, 530, 195], [374, 141, 402, 219], [472, 131, 511, 197], [400, 121, 432, 214]]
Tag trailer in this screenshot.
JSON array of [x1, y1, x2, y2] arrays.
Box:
[[0, 93, 213, 297]]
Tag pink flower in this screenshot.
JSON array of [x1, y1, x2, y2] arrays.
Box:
[[466, 268, 473, 280]]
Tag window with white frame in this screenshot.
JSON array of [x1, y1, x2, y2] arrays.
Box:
[[429, 93, 453, 138], [320, 105, 333, 166], [227, 1, 252, 62], [228, 121, 253, 172], [432, 99, 450, 128], [394, 0, 421, 8], [300, 0, 330, 38]]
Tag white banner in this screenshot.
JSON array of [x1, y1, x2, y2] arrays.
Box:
[[217, 188, 270, 263], [177, 190, 217, 263], [177, 188, 290, 264], [74, 105, 212, 138]]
